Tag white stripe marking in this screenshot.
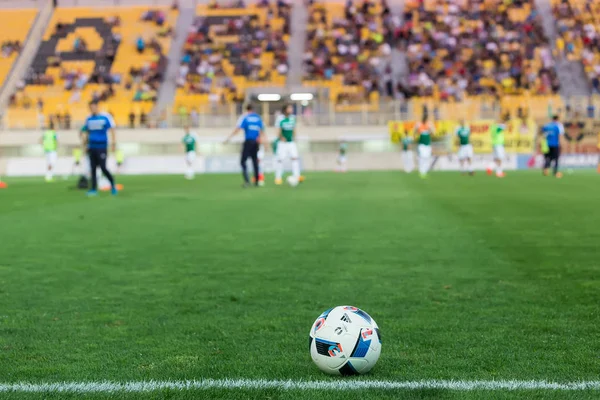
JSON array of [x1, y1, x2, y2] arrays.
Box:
[[0, 380, 599, 393]]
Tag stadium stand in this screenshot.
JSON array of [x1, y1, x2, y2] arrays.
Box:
[[553, 0, 600, 94], [0, 9, 37, 90], [6, 6, 177, 128], [173, 0, 290, 116], [303, 0, 397, 112], [398, 0, 562, 119]]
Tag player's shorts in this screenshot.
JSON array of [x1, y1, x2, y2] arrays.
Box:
[[45, 151, 57, 166], [186, 151, 196, 163], [458, 144, 474, 160], [338, 155, 347, 164], [276, 141, 299, 159], [493, 145, 505, 160], [257, 145, 265, 161], [417, 144, 432, 158]]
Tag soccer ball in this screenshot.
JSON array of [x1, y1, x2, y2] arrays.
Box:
[[309, 306, 381, 375], [286, 175, 299, 187]]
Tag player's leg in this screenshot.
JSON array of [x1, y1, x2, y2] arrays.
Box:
[[290, 142, 300, 179], [88, 150, 99, 193], [45, 152, 56, 182], [466, 145, 474, 174], [418, 145, 430, 177], [257, 145, 265, 184], [552, 147, 562, 177], [275, 142, 285, 184], [250, 141, 260, 186], [185, 151, 195, 179], [97, 149, 116, 192], [338, 155, 347, 172], [494, 145, 504, 177], [240, 141, 251, 185], [543, 151, 551, 176], [458, 146, 465, 174]]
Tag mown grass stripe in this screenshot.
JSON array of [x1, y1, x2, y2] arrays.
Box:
[[1, 380, 600, 392]]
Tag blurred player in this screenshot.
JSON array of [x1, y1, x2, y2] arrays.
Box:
[[455, 119, 474, 175], [542, 115, 564, 178], [41, 127, 58, 182], [182, 126, 199, 180], [538, 127, 550, 172], [336, 141, 348, 172], [71, 147, 83, 177], [115, 148, 125, 174], [224, 104, 266, 187], [81, 102, 118, 196], [414, 115, 435, 178], [487, 115, 507, 178], [401, 133, 414, 173], [275, 104, 301, 185]]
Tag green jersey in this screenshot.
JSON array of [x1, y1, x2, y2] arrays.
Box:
[[401, 136, 413, 151], [43, 130, 57, 152], [415, 122, 433, 146], [455, 126, 471, 145], [182, 133, 198, 152], [339, 142, 347, 155], [279, 115, 296, 142], [491, 124, 506, 146]]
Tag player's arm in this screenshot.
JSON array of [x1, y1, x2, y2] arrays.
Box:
[[194, 133, 200, 154], [80, 126, 88, 149], [558, 123, 566, 147], [110, 128, 117, 153], [225, 115, 245, 143]]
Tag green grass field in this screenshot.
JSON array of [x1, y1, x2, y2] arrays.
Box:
[[1, 171, 599, 399]]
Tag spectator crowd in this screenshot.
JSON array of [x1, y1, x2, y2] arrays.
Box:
[[553, 0, 600, 94]]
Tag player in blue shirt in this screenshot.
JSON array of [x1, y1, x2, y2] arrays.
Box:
[[81, 102, 118, 195], [224, 104, 267, 187], [542, 115, 564, 178]]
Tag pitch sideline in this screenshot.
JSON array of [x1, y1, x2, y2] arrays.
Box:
[[1, 379, 600, 393]]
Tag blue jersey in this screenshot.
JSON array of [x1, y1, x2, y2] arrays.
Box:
[[83, 112, 115, 149], [236, 112, 264, 141], [542, 121, 564, 148]]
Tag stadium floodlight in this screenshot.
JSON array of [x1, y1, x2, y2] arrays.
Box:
[[257, 94, 281, 102], [290, 93, 314, 101]]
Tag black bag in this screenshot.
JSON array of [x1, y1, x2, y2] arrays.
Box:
[[77, 175, 89, 189]]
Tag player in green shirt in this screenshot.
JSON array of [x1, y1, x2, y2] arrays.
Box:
[[414, 115, 435, 178], [337, 141, 348, 172], [487, 115, 507, 178], [182, 125, 199, 180], [455, 119, 474, 175], [274, 104, 301, 185], [40, 128, 58, 182], [401, 134, 414, 173]]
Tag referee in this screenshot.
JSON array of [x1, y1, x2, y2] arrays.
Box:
[[81, 101, 118, 195], [541, 114, 564, 178], [224, 104, 267, 187]]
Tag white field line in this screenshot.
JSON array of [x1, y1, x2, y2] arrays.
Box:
[[0, 380, 600, 393]]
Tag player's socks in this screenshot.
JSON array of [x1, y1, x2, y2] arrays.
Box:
[[275, 160, 283, 181], [45, 172, 53, 182], [292, 159, 300, 179]]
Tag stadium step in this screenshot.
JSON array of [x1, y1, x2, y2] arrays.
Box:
[[152, 4, 196, 118], [287, 0, 308, 87], [0, 0, 53, 113]]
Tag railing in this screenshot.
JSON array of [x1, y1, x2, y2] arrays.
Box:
[[4, 96, 600, 131]]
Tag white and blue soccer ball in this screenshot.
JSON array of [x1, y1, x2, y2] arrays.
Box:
[[309, 306, 381, 375], [286, 175, 299, 187]]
